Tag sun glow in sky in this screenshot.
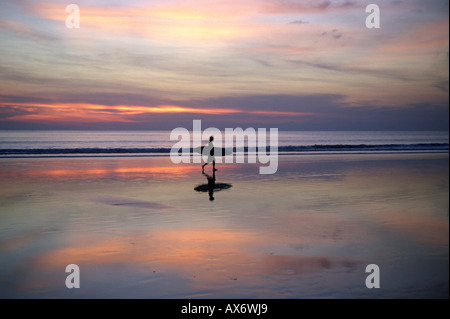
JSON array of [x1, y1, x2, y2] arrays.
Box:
[[0, 0, 448, 130]]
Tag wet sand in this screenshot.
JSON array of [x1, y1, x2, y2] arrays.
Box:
[[0, 153, 448, 298]]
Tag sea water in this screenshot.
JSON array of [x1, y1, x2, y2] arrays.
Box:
[[0, 130, 448, 156]]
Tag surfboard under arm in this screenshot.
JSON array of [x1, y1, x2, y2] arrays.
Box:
[[193, 146, 232, 156]]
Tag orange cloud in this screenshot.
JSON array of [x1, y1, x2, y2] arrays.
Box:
[[28, 1, 265, 43], [377, 20, 449, 55], [0, 101, 319, 124]]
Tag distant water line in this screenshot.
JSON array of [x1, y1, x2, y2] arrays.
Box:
[[0, 130, 448, 157]]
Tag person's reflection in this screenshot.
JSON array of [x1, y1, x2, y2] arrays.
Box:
[[194, 170, 231, 201], [204, 170, 216, 201]]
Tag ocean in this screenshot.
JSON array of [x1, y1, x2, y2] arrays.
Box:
[[0, 130, 448, 157]]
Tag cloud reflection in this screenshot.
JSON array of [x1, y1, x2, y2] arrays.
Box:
[[27, 226, 358, 296]]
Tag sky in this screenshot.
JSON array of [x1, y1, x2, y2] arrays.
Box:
[[0, 0, 448, 130]]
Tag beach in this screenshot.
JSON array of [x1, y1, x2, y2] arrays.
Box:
[[0, 153, 448, 298], [1, 0, 448, 304]]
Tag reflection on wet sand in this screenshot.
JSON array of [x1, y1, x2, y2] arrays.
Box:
[[0, 154, 448, 298], [194, 170, 232, 201], [0, 158, 200, 180], [23, 227, 357, 297], [83, 195, 174, 210]]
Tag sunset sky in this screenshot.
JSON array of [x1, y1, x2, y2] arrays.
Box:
[[0, 0, 448, 130]]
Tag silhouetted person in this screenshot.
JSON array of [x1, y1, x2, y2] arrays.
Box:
[[202, 135, 217, 171]]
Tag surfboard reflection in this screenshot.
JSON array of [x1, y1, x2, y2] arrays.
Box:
[[194, 171, 232, 201]]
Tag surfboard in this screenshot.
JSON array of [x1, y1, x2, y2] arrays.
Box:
[[193, 146, 233, 156]]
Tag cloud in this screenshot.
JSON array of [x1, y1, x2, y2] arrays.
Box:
[[262, 0, 360, 14], [286, 59, 416, 82], [1, 93, 448, 130], [0, 94, 54, 105], [263, 0, 331, 13], [288, 20, 309, 25], [320, 29, 343, 39], [0, 19, 59, 42], [331, 29, 342, 39], [0, 105, 36, 119], [0, 0, 448, 131], [433, 81, 449, 93]]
